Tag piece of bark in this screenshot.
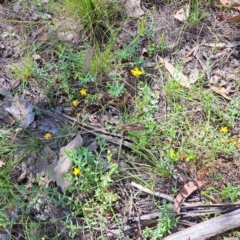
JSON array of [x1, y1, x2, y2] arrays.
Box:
[[174, 180, 204, 214], [163, 208, 240, 240]]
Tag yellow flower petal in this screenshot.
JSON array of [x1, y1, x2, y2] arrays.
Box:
[[79, 88, 87, 96], [131, 68, 143, 77], [73, 167, 81, 176], [72, 100, 78, 107], [44, 133, 52, 139], [107, 149, 112, 161], [220, 126, 228, 133]]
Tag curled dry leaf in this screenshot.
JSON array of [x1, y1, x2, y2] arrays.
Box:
[[125, 0, 144, 17], [158, 56, 199, 87], [4, 95, 35, 127], [54, 134, 83, 192], [227, 14, 240, 23], [174, 5, 190, 22], [0, 160, 6, 168], [174, 180, 204, 214], [210, 85, 232, 100]]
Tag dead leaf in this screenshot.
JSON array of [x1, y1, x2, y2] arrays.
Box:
[[8, 116, 16, 126], [54, 134, 83, 192], [35, 145, 58, 187], [82, 46, 95, 74], [125, 0, 144, 17], [32, 54, 42, 62], [174, 5, 190, 22], [0, 78, 10, 96], [141, 48, 148, 57], [38, 33, 48, 41], [0, 160, 6, 168], [13, 1, 21, 12], [209, 75, 226, 87], [158, 56, 197, 87], [220, 0, 240, 7], [189, 69, 199, 85], [58, 31, 76, 42], [210, 85, 232, 100], [4, 95, 35, 127], [0, 78, 20, 96], [174, 180, 204, 214], [227, 13, 240, 22]]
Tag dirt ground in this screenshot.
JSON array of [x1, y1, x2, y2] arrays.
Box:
[[1, 0, 240, 239]]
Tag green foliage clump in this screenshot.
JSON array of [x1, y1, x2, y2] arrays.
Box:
[[142, 201, 179, 239], [64, 138, 119, 221]]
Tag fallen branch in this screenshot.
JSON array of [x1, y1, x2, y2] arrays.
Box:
[[163, 208, 240, 240], [128, 212, 159, 222], [41, 109, 133, 147], [131, 181, 179, 204]]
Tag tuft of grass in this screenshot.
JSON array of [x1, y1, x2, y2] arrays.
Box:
[[11, 54, 36, 85], [59, 0, 121, 39]]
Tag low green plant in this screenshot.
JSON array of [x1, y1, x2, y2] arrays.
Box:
[[147, 33, 168, 56], [187, 0, 209, 27], [220, 183, 240, 202], [32, 44, 87, 101], [107, 81, 125, 97], [116, 36, 139, 61], [142, 201, 179, 239], [203, 183, 240, 203], [107, 71, 125, 97], [63, 137, 119, 229], [12, 54, 36, 84]]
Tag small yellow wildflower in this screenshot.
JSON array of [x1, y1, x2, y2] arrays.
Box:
[[131, 68, 143, 77], [169, 149, 176, 158], [72, 100, 78, 107], [107, 148, 112, 161], [220, 126, 228, 133], [73, 167, 81, 176], [79, 88, 87, 96], [44, 133, 52, 139], [41, 238, 45, 240]]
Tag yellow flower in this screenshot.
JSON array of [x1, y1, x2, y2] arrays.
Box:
[[41, 238, 45, 240], [131, 68, 143, 77], [169, 149, 176, 158], [220, 126, 228, 133], [73, 167, 81, 176], [72, 100, 78, 107], [44, 133, 52, 139], [107, 148, 112, 161], [79, 88, 87, 96]]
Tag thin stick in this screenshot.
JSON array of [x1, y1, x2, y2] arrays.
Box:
[[131, 181, 192, 206], [131, 181, 175, 203], [128, 186, 142, 235]]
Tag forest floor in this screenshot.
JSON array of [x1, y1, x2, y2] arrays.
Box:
[[0, 0, 240, 239]]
